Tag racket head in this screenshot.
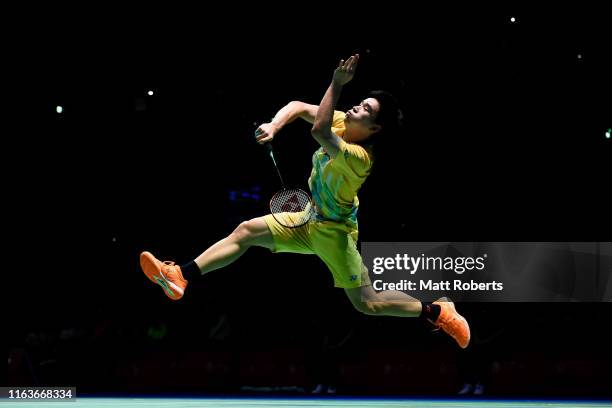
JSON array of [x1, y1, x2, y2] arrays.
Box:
[[269, 188, 314, 228]]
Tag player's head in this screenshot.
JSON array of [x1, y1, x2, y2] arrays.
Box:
[[344, 90, 403, 145]]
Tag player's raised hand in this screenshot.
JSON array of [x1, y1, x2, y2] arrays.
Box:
[[333, 54, 359, 86]]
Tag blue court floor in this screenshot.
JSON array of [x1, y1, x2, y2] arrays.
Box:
[[2, 398, 612, 408]]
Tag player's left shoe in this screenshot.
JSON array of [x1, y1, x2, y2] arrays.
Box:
[[431, 297, 470, 349]]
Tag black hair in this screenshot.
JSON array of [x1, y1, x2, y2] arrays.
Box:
[[367, 90, 403, 142], [354, 89, 404, 154]]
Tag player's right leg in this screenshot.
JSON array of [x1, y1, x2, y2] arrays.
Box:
[[193, 216, 274, 274], [140, 216, 273, 300]]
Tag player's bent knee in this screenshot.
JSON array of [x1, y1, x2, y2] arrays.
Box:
[[352, 300, 384, 316], [230, 219, 269, 247], [231, 221, 255, 245]]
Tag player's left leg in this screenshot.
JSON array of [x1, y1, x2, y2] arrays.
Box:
[[311, 224, 470, 347], [334, 234, 471, 348], [344, 284, 422, 317], [344, 283, 470, 348], [312, 226, 423, 317]]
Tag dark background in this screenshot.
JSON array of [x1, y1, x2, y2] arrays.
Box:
[[11, 4, 612, 398]]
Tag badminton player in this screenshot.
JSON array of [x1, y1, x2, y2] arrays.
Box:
[[140, 54, 470, 348]]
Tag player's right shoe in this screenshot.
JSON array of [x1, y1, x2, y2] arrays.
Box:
[[140, 251, 188, 300], [431, 297, 471, 349]]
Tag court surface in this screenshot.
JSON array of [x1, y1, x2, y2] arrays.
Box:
[[2, 398, 612, 408]]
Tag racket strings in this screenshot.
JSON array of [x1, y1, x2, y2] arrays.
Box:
[[270, 189, 310, 213], [270, 188, 313, 228]]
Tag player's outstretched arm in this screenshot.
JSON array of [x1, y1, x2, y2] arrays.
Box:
[[255, 101, 320, 144], [311, 54, 359, 157]]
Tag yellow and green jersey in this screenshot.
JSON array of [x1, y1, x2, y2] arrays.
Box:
[[307, 111, 374, 228]]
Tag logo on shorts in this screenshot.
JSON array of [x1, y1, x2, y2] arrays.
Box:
[[350, 275, 358, 281]]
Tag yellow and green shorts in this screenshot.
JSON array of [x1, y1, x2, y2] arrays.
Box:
[[263, 211, 371, 289]]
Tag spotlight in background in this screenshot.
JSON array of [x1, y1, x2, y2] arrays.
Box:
[[56, 105, 63, 114]]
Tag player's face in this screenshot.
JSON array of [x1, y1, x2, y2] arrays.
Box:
[[344, 97, 381, 142], [345, 97, 380, 125]]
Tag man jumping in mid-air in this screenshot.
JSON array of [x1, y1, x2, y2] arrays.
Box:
[[141, 54, 470, 348]]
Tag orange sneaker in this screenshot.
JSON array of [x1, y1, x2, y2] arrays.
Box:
[[431, 297, 470, 349], [140, 251, 188, 300]]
